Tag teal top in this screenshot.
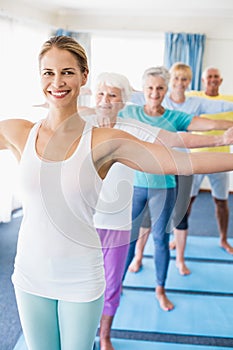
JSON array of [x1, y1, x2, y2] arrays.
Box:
[[118, 104, 194, 189]]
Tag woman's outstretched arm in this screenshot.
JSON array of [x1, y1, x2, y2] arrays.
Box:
[[188, 115, 233, 131], [0, 119, 33, 160], [157, 127, 233, 149], [92, 128, 233, 179]]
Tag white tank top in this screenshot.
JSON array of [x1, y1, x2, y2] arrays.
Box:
[[12, 121, 105, 302], [93, 117, 159, 230]]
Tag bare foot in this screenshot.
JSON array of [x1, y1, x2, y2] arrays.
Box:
[[128, 258, 142, 273], [156, 288, 174, 311], [176, 261, 191, 275], [220, 241, 233, 254], [100, 338, 114, 350], [169, 240, 176, 250]]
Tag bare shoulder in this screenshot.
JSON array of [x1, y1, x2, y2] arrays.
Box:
[[92, 126, 143, 158], [0, 118, 35, 159], [0, 118, 34, 141], [92, 126, 138, 143], [0, 118, 34, 128]]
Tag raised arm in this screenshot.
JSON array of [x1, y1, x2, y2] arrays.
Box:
[[115, 136, 233, 176], [91, 109, 233, 150], [157, 127, 233, 149], [197, 97, 233, 115], [187, 116, 233, 131], [92, 128, 233, 179], [0, 119, 33, 161]]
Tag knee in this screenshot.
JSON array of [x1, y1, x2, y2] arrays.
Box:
[[175, 213, 188, 230], [153, 233, 169, 250], [213, 198, 228, 211], [186, 196, 196, 216]]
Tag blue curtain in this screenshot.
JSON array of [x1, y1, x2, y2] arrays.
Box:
[[54, 29, 91, 62], [55, 28, 72, 36], [164, 32, 206, 90]]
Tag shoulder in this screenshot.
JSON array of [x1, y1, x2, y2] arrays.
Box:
[[186, 95, 204, 102], [115, 117, 159, 139], [186, 90, 204, 97], [218, 94, 233, 102], [0, 118, 35, 156], [92, 126, 140, 152], [0, 118, 34, 139], [164, 109, 192, 126], [130, 91, 145, 105], [118, 104, 141, 115], [186, 95, 210, 108], [92, 126, 135, 141], [164, 109, 187, 117]]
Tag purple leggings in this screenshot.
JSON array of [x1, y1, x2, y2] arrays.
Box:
[[97, 228, 130, 316]]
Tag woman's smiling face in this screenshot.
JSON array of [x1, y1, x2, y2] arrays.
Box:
[[95, 84, 125, 121], [143, 75, 168, 108], [40, 47, 87, 109], [169, 70, 191, 93]]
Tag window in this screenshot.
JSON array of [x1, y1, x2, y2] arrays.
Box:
[[0, 16, 50, 121], [0, 15, 50, 222], [90, 32, 165, 103]]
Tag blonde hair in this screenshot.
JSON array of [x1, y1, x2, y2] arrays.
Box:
[[95, 72, 133, 102], [38, 35, 89, 74], [169, 62, 192, 80]]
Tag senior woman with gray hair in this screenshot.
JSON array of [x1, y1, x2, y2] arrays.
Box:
[[79, 70, 233, 350], [119, 66, 233, 312], [80, 72, 160, 350]]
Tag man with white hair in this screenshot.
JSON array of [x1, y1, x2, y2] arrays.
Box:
[[187, 67, 233, 254], [80, 71, 233, 350]]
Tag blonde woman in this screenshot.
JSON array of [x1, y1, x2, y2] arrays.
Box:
[[2, 37, 233, 349]]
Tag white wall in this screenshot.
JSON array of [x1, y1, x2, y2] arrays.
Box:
[[1, 2, 233, 192], [1, 2, 233, 93], [203, 37, 233, 94], [55, 12, 233, 95]]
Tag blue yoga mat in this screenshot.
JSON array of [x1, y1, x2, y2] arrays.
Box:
[[15, 334, 232, 350], [144, 235, 233, 261], [113, 289, 233, 338], [96, 337, 233, 350], [123, 257, 233, 294]]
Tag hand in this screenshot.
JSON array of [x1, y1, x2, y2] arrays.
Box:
[[223, 126, 233, 145], [96, 113, 112, 128]]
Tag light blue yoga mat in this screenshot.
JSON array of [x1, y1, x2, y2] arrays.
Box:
[[144, 235, 233, 261], [15, 333, 232, 350], [113, 289, 233, 338], [123, 257, 233, 294], [96, 338, 233, 350], [13, 334, 27, 350]]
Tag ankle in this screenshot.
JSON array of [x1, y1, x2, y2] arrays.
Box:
[[100, 335, 114, 350], [100, 314, 114, 339], [156, 286, 165, 295]]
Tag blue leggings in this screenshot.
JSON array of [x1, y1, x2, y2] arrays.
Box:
[[123, 186, 176, 286], [15, 288, 104, 350]]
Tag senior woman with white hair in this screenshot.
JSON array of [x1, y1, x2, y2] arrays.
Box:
[[80, 72, 160, 350], [80, 71, 233, 349]]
